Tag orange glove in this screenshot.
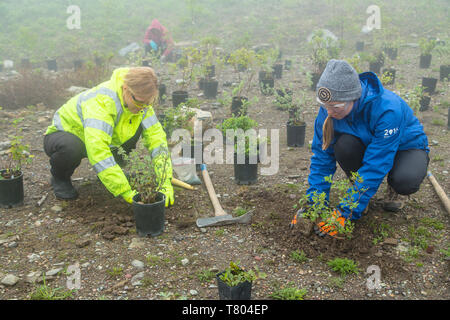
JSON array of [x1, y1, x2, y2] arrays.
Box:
[[314, 209, 346, 238]]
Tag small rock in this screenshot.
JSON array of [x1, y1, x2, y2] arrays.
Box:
[[28, 253, 40, 263], [132, 260, 145, 269], [382, 238, 398, 246], [55, 218, 63, 223], [189, 289, 198, 296], [51, 205, 63, 213], [25, 271, 41, 284], [181, 258, 189, 266], [200, 228, 207, 233], [131, 272, 145, 286], [8, 241, 18, 248], [45, 268, 63, 277], [128, 238, 145, 249], [76, 239, 91, 248], [1, 274, 19, 286]]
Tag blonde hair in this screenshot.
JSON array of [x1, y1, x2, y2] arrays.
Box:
[[124, 67, 158, 104], [322, 115, 334, 150]]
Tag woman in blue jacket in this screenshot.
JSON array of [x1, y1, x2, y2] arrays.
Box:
[[307, 59, 429, 237]]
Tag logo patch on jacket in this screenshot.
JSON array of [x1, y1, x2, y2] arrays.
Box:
[[384, 128, 399, 138]]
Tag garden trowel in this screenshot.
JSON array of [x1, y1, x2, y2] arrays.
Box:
[[196, 164, 253, 228]]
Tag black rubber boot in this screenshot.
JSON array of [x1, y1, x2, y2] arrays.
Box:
[[51, 175, 78, 200]]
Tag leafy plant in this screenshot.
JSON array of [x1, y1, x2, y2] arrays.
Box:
[[29, 275, 74, 300], [399, 84, 429, 114], [288, 91, 310, 125], [290, 250, 308, 264], [273, 86, 293, 111], [296, 172, 368, 239], [217, 114, 259, 156], [327, 258, 359, 277], [173, 46, 203, 90], [119, 145, 171, 204], [269, 286, 307, 300], [1, 118, 33, 179], [218, 261, 266, 287], [227, 48, 259, 97], [161, 104, 196, 139], [308, 30, 340, 73], [419, 38, 436, 56]]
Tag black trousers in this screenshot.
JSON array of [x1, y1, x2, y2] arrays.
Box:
[[44, 127, 142, 180], [333, 134, 429, 195]]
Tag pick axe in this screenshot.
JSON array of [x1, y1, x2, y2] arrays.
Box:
[[196, 164, 253, 228]]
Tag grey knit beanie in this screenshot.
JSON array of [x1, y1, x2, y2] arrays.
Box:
[[316, 59, 362, 102]]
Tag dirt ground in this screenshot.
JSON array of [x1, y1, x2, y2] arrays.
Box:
[[0, 45, 449, 300]]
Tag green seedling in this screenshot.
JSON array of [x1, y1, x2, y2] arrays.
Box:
[[196, 269, 216, 283], [269, 287, 307, 300], [218, 261, 266, 287], [29, 275, 74, 300], [327, 258, 359, 277], [290, 250, 308, 264]]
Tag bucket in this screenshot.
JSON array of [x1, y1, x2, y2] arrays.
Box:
[[0, 170, 24, 208], [422, 77, 438, 95], [420, 54, 432, 69], [132, 192, 165, 237], [46, 59, 57, 72], [272, 63, 283, 79]]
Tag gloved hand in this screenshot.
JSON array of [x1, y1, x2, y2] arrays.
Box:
[[122, 189, 138, 204], [161, 178, 174, 207], [314, 209, 346, 238], [150, 40, 158, 51]]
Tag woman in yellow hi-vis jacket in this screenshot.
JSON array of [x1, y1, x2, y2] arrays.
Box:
[[44, 67, 174, 207]]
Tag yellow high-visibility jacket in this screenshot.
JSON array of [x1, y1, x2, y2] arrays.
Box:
[[45, 68, 171, 198]]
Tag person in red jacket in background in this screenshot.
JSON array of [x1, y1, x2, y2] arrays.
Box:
[[143, 19, 174, 62]]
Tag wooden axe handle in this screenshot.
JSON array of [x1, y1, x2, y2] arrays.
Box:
[[427, 171, 450, 215], [201, 165, 227, 217], [171, 178, 195, 190]]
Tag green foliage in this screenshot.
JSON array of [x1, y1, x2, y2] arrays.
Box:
[[288, 91, 310, 125], [290, 250, 308, 264], [269, 286, 307, 300], [196, 269, 216, 283], [346, 54, 364, 74], [227, 48, 259, 97], [119, 145, 171, 204], [308, 30, 340, 73], [256, 48, 279, 73], [218, 115, 258, 133], [177, 46, 203, 90], [161, 104, 196, 138], [218, 261, 266, 287], [380, 70, 394, 86], [29, 275, 74, 300], [398, 84, 429, 114], [419, 38, 436, 56], [218, 114, 259, 156], [327, 258, 359, 276], [233, 207, 249, 217], [297, 172, 367, 238], [1, 118, 33, 177]]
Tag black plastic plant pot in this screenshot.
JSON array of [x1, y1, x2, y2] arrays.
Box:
[[0, 170, 24, 208], [74, 59, 83, 71], [420, 96, 431, 112], [198, 78, 206, 90], [159, 84, 166, 102], [46, 59, 57, 72], [272, 64, 283, 79], [422, 77, 438, 95], [287, 121, 306, 147], [132, 192, 165, 237], [284, 60, 292, 70], [203, 80, 218, 99], [234, 153, 258, 185], [95, 57, 103, 67], [21, 58, 31, 69], [207, 65, 215, 78], [356, 41, 364, 52], [258, 70, 274, 81], [419, 54, 432, 69], [384, 47, 398, 60], [382, 68, 396, 85], [142, 59, 151, 67], [448, 107, 450, 129], [216, 272, 252, 300], [172, 90, 188, 108], [369, 62, 381, 75], [260, 79, 275, 96], [231, 96, 248, 116], [440, 65, 450, 81]]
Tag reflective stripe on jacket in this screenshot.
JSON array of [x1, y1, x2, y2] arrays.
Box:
[[45, 68, 170, 197]]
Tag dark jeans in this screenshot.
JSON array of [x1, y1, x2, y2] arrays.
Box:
[[333, 134, 429, 195], [44, 126, 142, 180]]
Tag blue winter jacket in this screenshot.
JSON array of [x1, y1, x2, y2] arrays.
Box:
[[306, 72, 429, 220]]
